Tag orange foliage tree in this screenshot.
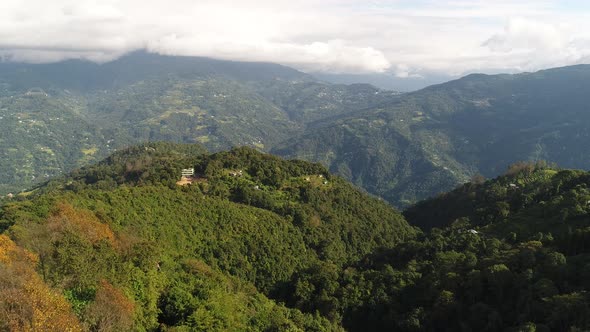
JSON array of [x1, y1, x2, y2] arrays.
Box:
[[84, 279, 135, 331], [0, 234, 82, 331], [47, 202, 116, 246]]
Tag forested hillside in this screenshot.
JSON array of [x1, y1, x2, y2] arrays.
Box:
[[0, 143, 414, 331], [3, 145, 590, 330]]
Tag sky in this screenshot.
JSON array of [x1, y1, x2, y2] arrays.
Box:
[[1, 0, 590, 79]]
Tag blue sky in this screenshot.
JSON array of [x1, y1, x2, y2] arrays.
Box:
[[554, 0, 590, 11], [1, 0, 589, 77]]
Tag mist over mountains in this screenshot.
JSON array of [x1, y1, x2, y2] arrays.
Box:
[[312, 71, 454, 92]]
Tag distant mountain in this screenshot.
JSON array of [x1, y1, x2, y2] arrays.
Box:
[[0, 52, 397, 195], [275, 65, 590, 206], [5, 53, 590, 209]]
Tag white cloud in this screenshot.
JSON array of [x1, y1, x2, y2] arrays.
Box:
[[0, 0, 589, 75], [478, 16, 590, 73], [484, 18, 566, 53]]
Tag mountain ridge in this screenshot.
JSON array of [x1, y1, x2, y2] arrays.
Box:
[[0, 52, 396, 195], [3, 52, 590, 208], [276, 63, 590, 206]]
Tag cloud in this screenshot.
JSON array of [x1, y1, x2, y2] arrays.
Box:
[[479, 17, 590, 72], [149, 37, 390, 73], [0, 0, 589, 75], [392, 64, 423, 78], [484, 18, 566, 53]]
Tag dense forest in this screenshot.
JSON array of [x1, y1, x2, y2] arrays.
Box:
[[0, 143, 413, 331], [2, 144, 590, 331]]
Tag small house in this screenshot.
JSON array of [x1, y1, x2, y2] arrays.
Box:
[[181, 168, 195, 178]]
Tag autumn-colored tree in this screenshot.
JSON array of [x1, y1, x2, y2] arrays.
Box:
[[84, 280, 135, 332], [47, 202, 116, 246], [0, 234, 82, 332], [13, 202, 119, 287]]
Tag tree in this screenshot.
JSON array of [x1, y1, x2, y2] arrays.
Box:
[[0, 234, 82, 331], [84, 280, 135, 332]]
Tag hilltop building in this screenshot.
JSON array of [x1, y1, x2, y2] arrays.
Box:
[[181, 168, 195, 178]]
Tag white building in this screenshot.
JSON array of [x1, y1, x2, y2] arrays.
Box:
[[181, 168, 195, 178]]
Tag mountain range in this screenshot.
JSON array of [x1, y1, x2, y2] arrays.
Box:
[[2, 52, 590, 208], [0, 52, 397, 197], [275, 64, 590, 206]]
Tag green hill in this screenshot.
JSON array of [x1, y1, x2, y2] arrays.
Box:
[[5, 145, 590, 331], [260, 162, 590, 331], [341, 163, 590, 331], [404, 161, 590, 238], [0, 143, 414, 330]]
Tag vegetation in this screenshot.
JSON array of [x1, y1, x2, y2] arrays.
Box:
[[0, 143, 413, 330], [371, 162, 590, 331], [4, 144, 590, 330], [6, 52, 590, 331]]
